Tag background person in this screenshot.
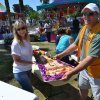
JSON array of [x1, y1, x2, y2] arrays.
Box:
[[55, 3, 100, 100], [55, 29, 61, 46], [56, 27, 74, 63], [44, 20, 52, 42], [11, 19, 36, 93]]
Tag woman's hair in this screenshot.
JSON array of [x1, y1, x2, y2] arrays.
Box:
[[57, 27, 66, 35], [13, 19, 30, 45]]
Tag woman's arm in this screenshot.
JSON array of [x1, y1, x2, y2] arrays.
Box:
[[12, 54, 35, 65]]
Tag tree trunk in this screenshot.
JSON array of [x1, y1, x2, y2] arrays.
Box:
[[19, 0, 24, 13], [19, 0, 25, 21], [4, 0, 12, 32]]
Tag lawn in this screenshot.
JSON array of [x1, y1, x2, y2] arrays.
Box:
[[0, 42, 92, 100]]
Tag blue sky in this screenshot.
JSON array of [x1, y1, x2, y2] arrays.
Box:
[[0, 0, 53, 11]]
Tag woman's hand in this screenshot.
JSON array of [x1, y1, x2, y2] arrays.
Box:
[[32, 61, 36, 64]]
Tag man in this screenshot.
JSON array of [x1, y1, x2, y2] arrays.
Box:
[[44, 20, 52, 42], [55, 3, 100, 100]]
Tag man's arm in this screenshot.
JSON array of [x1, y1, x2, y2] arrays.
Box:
[[70, 56, 95, 75], [56, 43, 77, 59], [61, 56, 96, 80]]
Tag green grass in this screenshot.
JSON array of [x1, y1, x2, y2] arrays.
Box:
[[0, 49, 13, 81], [31, 42, 56, 56]]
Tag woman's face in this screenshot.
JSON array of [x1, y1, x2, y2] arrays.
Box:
[[16, 25, 27, 39]]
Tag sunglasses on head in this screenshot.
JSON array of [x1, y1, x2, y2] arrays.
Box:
[[82, 12, 95, 17], [17, 26, 26, 31]]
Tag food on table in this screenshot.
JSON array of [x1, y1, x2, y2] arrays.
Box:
[[34, 53, 75, 81], [38, 55, 53, 64], [33, 50, 45, 56], [40, 56, 48, 64], [45, 60, 73, 76]]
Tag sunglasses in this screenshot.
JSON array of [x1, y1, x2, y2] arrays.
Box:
[[82, 12, 95, 17], [16, 26, 26, 31]]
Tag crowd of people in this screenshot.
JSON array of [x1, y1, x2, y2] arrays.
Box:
[[9, 3, 100, 100], [38, 12, 80, 43]]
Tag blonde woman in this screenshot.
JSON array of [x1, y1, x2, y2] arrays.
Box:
[[11, 19, 35, 93]]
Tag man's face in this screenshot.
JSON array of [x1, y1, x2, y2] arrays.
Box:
[[82, 8, 98, 27]]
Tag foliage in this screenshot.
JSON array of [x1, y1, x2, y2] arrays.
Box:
[[13, 4, 21, 13], [13, 4, 39, 20], [68, 12, 81, 17], [24, 5, 39, 20], [38, 10, 46, 20]]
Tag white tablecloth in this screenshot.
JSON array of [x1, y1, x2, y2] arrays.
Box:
[[0, 81, 39, 100]]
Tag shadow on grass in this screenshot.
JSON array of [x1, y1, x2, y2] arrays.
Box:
[[32, 74, 93, 100], [0, 46, 13, 82], [32, 74, 80, 100]]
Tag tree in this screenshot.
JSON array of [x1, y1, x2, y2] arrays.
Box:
[[4, 0, 10, 12], [40, 0, 49, 4], [13, 4, 20, 13], [13, 0, 24, 13], [4, 0, 12, 32], [13, 4, 39, 20], [24, 5, 39, 20]]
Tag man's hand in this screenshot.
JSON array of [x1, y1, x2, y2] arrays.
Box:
[[60, 71, 72, 81], [54, 53, 63, 60]]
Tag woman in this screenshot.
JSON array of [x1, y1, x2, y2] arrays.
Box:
[[56, 27, 74, 63], [11, 19, 35, 93]]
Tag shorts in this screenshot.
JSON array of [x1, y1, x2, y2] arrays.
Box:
[[78, 69, 100, 100]]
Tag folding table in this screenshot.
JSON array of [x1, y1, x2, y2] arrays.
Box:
[[0, 81, 39, 100]]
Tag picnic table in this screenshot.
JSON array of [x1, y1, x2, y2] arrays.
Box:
[[0, 81, 39, 100]]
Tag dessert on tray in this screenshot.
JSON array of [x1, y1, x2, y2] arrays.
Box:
[[37, 55, 75, 82]]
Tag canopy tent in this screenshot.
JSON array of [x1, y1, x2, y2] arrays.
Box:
[[37, 3, 56, 11], [0, 3, 6, 20], [37, 0, 99, 11], [53, 0, 98, 4], [0, 3, 24, 20], [0, 3, 6, 12]]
